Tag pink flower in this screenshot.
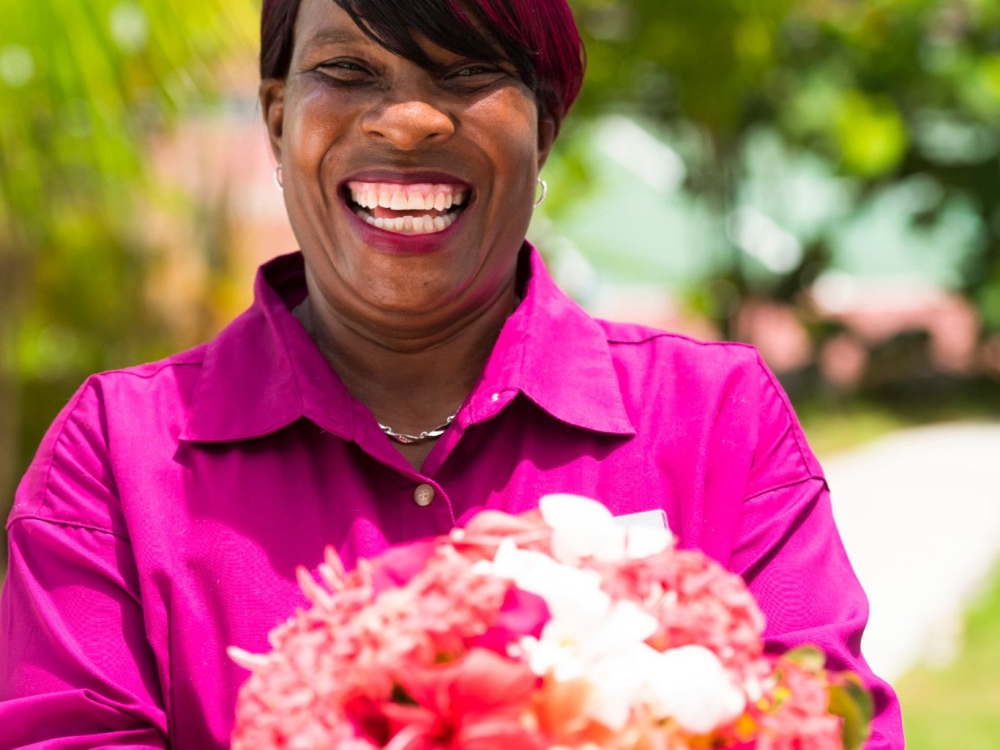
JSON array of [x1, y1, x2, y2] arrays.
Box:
[[382, 648, 544, 750], [598, 548, 768, 683], [471, 586, 550, 655], [371, 541, 437, 593], [755, 658, 844, 750]]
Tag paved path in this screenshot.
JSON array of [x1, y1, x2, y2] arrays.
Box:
[[821, 422, 1000, 681]]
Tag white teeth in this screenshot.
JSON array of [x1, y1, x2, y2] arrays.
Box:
[[348, 181, 469, 212], [354, 208, 458, 235], [348, 179, 468, 237]]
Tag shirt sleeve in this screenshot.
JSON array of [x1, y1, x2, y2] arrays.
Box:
[[0, 382, 168, 748], [727, 358, 904, 750]]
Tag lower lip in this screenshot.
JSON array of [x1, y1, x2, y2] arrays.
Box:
[[341, 199, 468, 255]]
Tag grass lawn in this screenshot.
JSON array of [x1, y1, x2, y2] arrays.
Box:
[[794, 385, 1000, 458], [894, 564, 1000, 748], [795, 401, 909, 457]]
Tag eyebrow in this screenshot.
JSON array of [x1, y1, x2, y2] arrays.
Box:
[[300, 27, 370, 55]]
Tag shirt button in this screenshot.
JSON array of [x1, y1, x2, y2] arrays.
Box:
[[413, 484, 435, 507]]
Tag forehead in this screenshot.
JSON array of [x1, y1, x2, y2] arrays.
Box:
[[294, 0, 370, 52]]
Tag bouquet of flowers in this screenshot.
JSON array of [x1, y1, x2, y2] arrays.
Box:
[[229, 495, 872, 750]]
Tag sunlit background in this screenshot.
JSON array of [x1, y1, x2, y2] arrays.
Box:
[[2, 1, 1000, 745]]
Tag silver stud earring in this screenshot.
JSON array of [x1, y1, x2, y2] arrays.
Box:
[[534, 177, 548, 208], [273, 164, 284, 191]]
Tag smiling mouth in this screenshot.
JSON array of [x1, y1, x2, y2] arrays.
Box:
[[345, 181, 470, 235]]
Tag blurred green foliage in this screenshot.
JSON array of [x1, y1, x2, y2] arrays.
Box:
[[0, 0, 258, 557], [1, 0, 256, 369], [567, 0, 1000, 328]]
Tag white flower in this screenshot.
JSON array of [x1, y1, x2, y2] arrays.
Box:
[[475, 538, 608, 621], [479, 535, 661, 723], [584, 644, 661, 730], [540, 493, 626, 564], [539, 494, 673, 564], [624, 524, 673, 559], [475, 496, 740, 736], [643, 645, 747, 734]]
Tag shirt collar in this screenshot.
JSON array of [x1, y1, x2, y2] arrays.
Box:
[[181, 253, 355, 443], [464, 244, 634, 437], [181, 246, 634, 443]]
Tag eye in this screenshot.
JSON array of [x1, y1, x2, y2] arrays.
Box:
[[454, 64, 498, 77], [442, 61, 510, 91], [316, 58, 374, 83]]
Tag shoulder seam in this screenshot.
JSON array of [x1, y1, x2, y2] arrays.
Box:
[[603, 327, 759, 352], [35, 383, 91, 520], [743, 475, 826, 504], [95, 358, 204, 382], [7, 514, 131, 542], [753, 351, 816, 479], [27, 380, 123, 537]]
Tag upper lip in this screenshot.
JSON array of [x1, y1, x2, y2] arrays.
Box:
[[339, 169, 473, 190]]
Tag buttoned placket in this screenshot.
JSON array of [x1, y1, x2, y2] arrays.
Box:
[[350, 385, 522, 542], [343, 408, 461, 541]]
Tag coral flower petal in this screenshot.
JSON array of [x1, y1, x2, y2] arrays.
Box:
[[472, 587, 550, 654], [371, 540, 437, 593]]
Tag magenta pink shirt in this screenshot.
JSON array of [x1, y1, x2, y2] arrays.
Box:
[[0, 248, 902, 748]]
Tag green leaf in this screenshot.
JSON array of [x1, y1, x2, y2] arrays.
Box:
[[783, 645, 827, 672], [828, 673, 875, 750]]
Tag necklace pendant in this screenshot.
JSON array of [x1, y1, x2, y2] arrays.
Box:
[[378, 414, 457, 445], [388, 433, 418, 445]]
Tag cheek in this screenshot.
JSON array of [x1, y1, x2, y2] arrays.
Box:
[[285, 87, 353, 174], [467, 90, 540, 186]]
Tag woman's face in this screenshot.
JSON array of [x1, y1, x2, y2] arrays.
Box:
[[261, 0, 555, 328]]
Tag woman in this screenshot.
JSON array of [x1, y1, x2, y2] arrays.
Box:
[[0, 0, 902, 747]]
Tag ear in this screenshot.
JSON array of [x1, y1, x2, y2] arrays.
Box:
[[536, 116, 557, 171], [260, 78, 287, 164]]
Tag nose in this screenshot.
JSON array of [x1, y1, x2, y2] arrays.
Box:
[[361, 99, 456, 150]]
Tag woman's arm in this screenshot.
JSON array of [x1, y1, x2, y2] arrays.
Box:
[[728, 359, 904, 749], [0, 383, 168, 748]]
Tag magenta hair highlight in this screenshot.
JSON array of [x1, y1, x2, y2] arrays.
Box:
[[447, 0, 584, 125]]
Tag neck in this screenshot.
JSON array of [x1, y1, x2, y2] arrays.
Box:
[[295, 281, 518, 437]]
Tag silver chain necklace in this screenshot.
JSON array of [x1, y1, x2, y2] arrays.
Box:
[[378, 413, 458, 444], [376, 293, 518, 445], [292, 295, 519, 447]]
